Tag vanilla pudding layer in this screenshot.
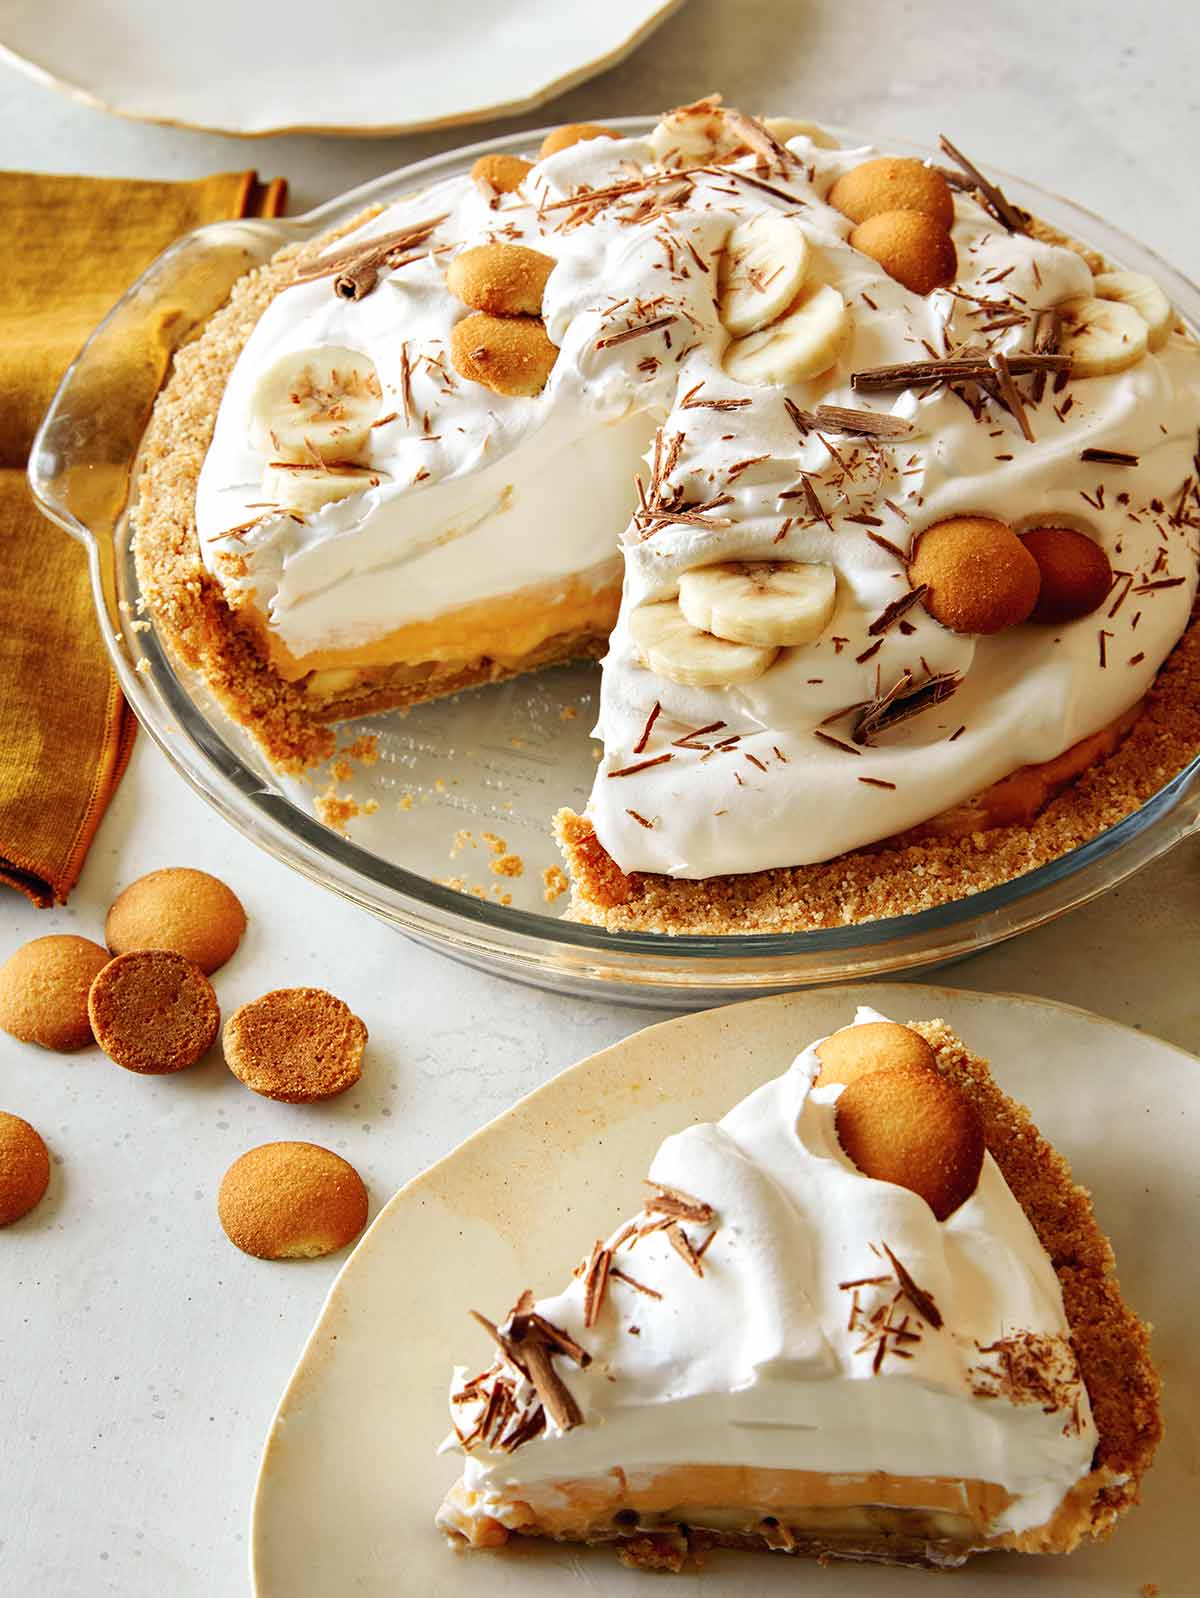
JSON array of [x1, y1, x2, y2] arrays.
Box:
[[198, 120, 1200, 872], [439, 1011, 1103, 1559]]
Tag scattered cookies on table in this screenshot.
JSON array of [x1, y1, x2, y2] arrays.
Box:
[[0, 1112, 50, 1225], [910, 515, 1041, 635], [88, 950, 219, 1074], [538, 123, 618, 160], [470, 153, 533, 195], [105, 866, 246, 975], [1020, 527, 1113, 623], [848, 209, 957, 295], [0, 935, 109, 1051], [222, 987, 367, 1103], [450, 311, 558, 396], [815, 1021, 937, 1088], [828, 157, 955, 230], [446, 243, 556, 318], [218, 1142, 368, 1260], [835, 1064, 985, 1220]]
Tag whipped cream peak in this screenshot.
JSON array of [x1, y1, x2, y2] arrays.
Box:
[[444, 1007, 1096, 1538]]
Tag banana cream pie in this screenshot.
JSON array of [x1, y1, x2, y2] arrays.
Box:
[[136, 97, 1200, 925], [435, 1008, 1161, 1572]]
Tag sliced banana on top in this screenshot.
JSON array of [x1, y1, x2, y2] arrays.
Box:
[[718, 215, 812, 337], [761, 116, 840, 151], [678, 561, 837, 647], [249, 346, 382, 463], [1092, 271, 1173, 351], [1056, 295, 1149, 378], [261, 461, 389, 515], [648, 106, 744, 168], [629, 601, 778, 688], [723, 281, 850, 387]]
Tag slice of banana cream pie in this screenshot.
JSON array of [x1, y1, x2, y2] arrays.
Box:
[[436, 1009, 1160, 1573], [137, 97, 1200, 927]]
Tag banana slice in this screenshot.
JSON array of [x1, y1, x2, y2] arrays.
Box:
[[1093, 271, 1173, 351], [718, 215, 812, 337], [678, 560, 837, 646], [261, 462, 389, 515], [762, 116, 840, 150], [1056, 295, 1148, 378], [629, 601, 778, 687], [648, 106, 744, 168], [722, 281, 849, 386], [249, 346, 382, 463]]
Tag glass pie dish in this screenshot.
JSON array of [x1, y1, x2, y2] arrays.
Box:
[[29, 120, 1200, 1006]]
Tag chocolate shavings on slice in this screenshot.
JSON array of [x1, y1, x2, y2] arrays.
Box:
[[811, 404, 913, 438], [854, 669, 962, 746], [868, 585, 928, 636], [937, 135, 1029, 233], [852, 353, 1069, 392], [880, 1242, 944, 1328]]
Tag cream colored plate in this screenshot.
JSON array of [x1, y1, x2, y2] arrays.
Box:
[[251, 985, 1199, 1596], [0, 0, 685, 136]]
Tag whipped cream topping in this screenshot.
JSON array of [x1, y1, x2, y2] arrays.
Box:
[[197, 114, 1200, 869], [443, 1008, 1097, 1538]]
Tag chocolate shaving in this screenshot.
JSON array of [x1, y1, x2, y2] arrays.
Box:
[[869, 584, 928, 636], [608, 752, 673, 778], [610, 1266, 663, 1300], [811, 404, 912, 438], [292, 214, 449, 299], [680, 380, 750, 411], [880, 1242, 943, 1328], [865, 529, 911, 564], [582, 1242, 612, 1329], [644, 1181, 715, 1222], [988, 351, 1034, 443], [937, 135, 1028, 233], [1132, 576, 1185, 593], [632, 700, 661, 755], [854, 669, 962, 745], [666, 1222, 704, 1277], [783, 396, 812, 438], [519, 1340, 583, 1432], [814, 729, 862, 756], [1080, 448, 1139, 467], [595, 313, 678, 349], [852, 353, 1068, 392], [524, 1312, 591, 1367]]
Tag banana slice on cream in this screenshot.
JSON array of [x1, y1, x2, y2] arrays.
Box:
[[718, 215, 812, 337], [261, 462, 389, 516], [1092, 271, 1173, 351], [249, 346, 382, 463], [723, 282, 850, 386], [678, 561, 837, 647], [630, 601, 778, 688], [761, 116, 840, 150], [1056, 295, 1149, 378]]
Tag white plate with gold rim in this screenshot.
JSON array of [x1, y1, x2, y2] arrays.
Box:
[[0, 0, 685, 137], [251, 983, 1197, 1596]]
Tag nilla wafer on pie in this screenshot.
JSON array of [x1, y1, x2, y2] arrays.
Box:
[[446, 243, 556, 318], [105, 866, 246, 975], [815, 1021, 937, 1088], [910, 515, 1041, 635], [848, 210, 957, 296], [835, 1065, 984, 1220], [0, 935, 110, 1051], [218, 1142, 368, 1260], [87, 949, 219, 1074], [470, 153, 533, 195], [450, 311, 558, 396], [828, 157, 955, 231], [1020, 527, 1113, 624], [222, 987, 366, 1103], [538, 123, 618, 160], [0, 1112, 50, 1226]]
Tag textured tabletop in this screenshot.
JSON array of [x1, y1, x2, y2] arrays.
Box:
[[2, 3, 1198, 1593]]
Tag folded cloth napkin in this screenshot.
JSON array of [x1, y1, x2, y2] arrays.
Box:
[[0, 169, 287, 906]]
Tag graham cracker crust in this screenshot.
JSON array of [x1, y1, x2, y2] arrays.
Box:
[[443, 1018, 1161, 1572]]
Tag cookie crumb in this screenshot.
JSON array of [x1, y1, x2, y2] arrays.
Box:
[[542, 866, 568, 903], [559, 706, 578, 721], [491, 853, 524, 879]]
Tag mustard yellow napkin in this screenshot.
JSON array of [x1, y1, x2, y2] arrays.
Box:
[[0, 169, 286, 907]]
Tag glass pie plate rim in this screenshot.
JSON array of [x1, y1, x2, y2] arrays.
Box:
[[29, 116, 1200, 1004]]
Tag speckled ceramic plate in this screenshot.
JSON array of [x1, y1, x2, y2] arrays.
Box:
[[251, 985, 1199, 1596], [0, 0, 685, 136]]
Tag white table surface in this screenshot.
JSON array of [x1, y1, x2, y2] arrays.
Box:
[[2, 3, 1198, 1593]]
